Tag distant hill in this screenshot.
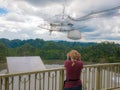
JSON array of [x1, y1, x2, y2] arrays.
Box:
[[0, 38, 119, 63], [55, 40, 96, 47], [0, 38, 96, 48]]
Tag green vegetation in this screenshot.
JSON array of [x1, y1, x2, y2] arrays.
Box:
[[0, 38, 120, 63], [0, 63, 7, 71]]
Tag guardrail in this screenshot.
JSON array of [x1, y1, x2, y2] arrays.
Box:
[[82, 63, 120, 90], [0, 63, 120, 90]]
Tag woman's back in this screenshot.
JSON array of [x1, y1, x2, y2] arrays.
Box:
[[64, 60, 83, 88]]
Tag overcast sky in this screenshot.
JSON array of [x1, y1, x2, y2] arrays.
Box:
[[0, 0, 120, 43]]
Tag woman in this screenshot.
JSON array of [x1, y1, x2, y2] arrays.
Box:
[[64, 50, 83, 90]]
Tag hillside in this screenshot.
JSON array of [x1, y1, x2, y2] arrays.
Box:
[[0, 38, 120, 63]]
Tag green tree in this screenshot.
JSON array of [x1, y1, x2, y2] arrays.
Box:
[[16, 43, 36, 56], [0, 43, 7, 62]]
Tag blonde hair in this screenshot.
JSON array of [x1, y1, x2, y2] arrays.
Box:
[[67, 50, 81, 66], [69, 50, 81, 60]]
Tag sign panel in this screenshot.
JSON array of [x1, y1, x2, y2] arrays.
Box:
[[7, 56, 46, 73]]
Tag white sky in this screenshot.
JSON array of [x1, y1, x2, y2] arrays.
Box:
[[0, 0, 120, 43]]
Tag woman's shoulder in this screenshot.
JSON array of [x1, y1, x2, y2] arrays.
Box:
[[64, 60, 72, 67], [76, 60, 83, 66], [77, 60, 83, 68], [64, 60, 72, 63], [78, 60, 83, 64]]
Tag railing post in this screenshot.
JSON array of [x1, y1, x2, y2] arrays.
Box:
[[96, 67, 100, 90], [5, 77, 9, 90], [0, 78, 2, 90], [59, 69, 64, 90]]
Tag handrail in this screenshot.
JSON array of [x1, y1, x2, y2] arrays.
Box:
[[0, 67, 64, 77]]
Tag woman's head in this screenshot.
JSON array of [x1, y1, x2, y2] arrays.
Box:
[[68, 50, 81, 60]]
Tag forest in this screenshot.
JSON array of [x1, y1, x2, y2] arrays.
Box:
[[0, 38, 120, 63]]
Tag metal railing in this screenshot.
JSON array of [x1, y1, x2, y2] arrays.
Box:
[[0, 63, 120, 90]]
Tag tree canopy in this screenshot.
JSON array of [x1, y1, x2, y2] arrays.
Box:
[[0, 38, 119, 63]]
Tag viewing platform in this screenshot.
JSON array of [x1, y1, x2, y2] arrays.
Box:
[[0, 63, 120, 90]]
